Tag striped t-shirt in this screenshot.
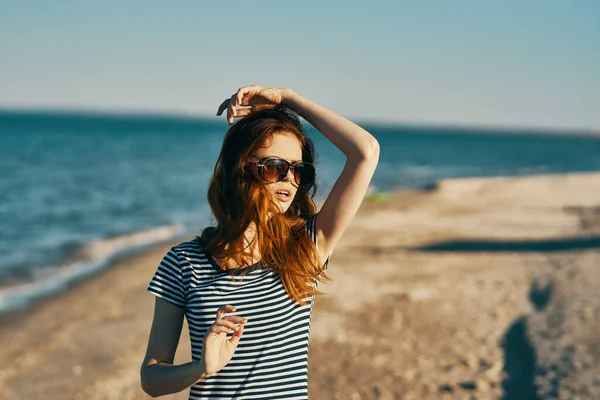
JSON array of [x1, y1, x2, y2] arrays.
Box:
[[147, 213, 331, 399]]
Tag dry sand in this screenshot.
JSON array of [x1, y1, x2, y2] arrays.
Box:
[[1, 172, 599, 399]]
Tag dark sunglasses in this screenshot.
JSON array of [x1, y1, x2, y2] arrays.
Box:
[[250, 156, 316, 186]]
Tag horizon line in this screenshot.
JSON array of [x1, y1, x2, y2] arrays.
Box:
[[0, 105, 594, 136]]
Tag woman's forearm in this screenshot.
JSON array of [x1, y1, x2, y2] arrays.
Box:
[[141, 360, 207, 397], [281, 89, 379, 160]]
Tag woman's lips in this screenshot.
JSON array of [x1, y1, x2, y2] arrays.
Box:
[[276, 192, 291, 202]]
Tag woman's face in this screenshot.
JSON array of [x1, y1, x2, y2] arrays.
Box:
[[250, 133, 303, 213]]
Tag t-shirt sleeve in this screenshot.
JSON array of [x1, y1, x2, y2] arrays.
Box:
[[305, 212, 333, 271], [147, 247, 187, 308]]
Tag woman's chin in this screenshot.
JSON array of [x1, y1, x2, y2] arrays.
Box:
[[270, 197, 291, 213], [266, 202, 288, 218]]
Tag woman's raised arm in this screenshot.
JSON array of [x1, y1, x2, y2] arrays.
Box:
[[282, 89, 380, 265], [217, 85, 380, 267]]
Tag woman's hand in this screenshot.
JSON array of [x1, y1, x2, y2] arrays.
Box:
[[216, 85, 291, 124], [199, 304, 248, 377]]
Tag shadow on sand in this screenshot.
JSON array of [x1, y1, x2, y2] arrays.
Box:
[[500, 278, 555, 399], [410, 235, 600, 253]]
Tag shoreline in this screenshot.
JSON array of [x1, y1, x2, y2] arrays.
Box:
[[1, 171, 599, 399], [0, 236, 190, 329], [0, 169, 595, 319]]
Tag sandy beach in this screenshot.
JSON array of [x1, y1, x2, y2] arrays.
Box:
[[1, 172, 599, 400]]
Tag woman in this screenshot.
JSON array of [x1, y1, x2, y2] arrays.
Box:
[[140, 85, 380, 399]]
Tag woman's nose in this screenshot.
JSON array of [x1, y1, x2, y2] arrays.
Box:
[[283, 166, 295, 183]]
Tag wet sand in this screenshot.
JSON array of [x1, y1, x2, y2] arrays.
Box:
[[1, 172, 599, 399]]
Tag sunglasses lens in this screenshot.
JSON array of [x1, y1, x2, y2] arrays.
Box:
[[263, 159, 288, 182], [295, 163, 315, 185]]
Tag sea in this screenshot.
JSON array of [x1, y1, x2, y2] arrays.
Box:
[[1, 110, 599, 314]]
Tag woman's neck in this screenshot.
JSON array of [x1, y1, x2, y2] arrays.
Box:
[[215, 223, 261, 269]]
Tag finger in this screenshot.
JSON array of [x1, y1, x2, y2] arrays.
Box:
[[230, 323, 244, 341], [235, 89, 244, 106], [210, 325, 234, 335], [216, 304, 236, 319], [215, 319, 237, 330], [228, 94, 237, 124], [236, 87, 252, 107], [221, 315, 249, 324], [233, 107, 252, 118], [216, 99, 230, 116]]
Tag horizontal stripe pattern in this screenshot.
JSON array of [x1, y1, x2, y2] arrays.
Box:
[[147, 213, 329, 399]]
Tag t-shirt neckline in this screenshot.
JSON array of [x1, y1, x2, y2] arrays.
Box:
[[205, 252, 263, 274]]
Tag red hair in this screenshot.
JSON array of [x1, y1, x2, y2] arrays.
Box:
[[196, 106, 330, 305]]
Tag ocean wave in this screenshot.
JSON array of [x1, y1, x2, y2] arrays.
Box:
[[0, 224, 186, 315]]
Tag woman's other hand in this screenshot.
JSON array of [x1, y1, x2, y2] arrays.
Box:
[[199, 304, 248, 377], [216, 85, 291, 124]]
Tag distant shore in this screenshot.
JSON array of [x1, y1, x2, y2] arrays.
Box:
[[1, 171, 599, 399]]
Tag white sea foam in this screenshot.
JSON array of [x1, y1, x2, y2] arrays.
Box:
[[0, 224, 186, 314]]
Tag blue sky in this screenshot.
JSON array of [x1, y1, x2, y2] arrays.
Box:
[[1, 1, 598, 129]]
